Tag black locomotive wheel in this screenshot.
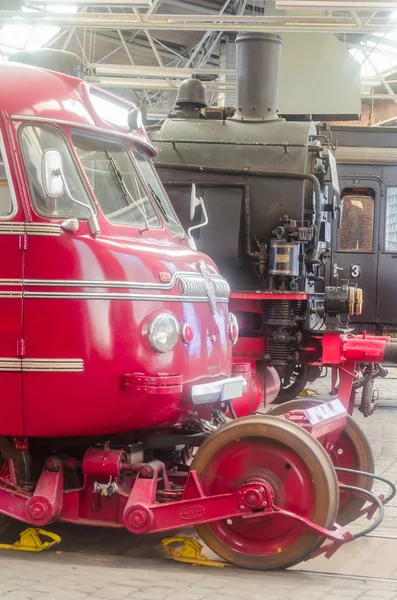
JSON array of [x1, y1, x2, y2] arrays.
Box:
[[192, 415, 339, 570], [273, 364, 310, 404], [267, 400, 374, 526]]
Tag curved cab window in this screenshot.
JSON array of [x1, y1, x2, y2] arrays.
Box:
[[338, 195, 374, 252], [132, 149, 184, 236], [20, 125, 93, 219], [72, 132, 161, 229], [0, 156, 13, 218]]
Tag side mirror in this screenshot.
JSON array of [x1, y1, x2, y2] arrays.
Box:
[[128, 108, 143, 132], [42, 149, 101, 236], [190, 183, 201, 221], [42, 149, 64, 198], [187, 183, 208, 239]]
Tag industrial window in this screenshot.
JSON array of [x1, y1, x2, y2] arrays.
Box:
[[72, 132, 161, 229], [20, 125, 94, 220], [385, 187, 397, 251], [338, 195, 374, 252]]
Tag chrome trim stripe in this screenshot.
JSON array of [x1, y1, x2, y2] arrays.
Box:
[[25, 223, 61, 236], [23, 291, 228, 302], [0, 359, 84, 372], [0, 223, 61, 236], [0, 359, 21, 371], [0, 223, 24, 234], [0, 272, 230, 299], [0, 292, 22, 298]]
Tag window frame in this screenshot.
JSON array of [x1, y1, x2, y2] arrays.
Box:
[[0, 130, 17, 220], [71, 129, 164, 232], [18, 122, 97, 221], [337, 193, 375, 254]]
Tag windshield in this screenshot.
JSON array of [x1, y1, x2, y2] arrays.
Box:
[[132, 149, 185, 236], [72, 131, 161, 229]]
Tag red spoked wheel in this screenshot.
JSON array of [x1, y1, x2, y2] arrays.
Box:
[[192, 415, 339, 570], [267, 400, 374, 526]]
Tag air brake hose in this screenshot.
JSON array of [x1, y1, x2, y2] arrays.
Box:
[[156, 162, 322, 257]]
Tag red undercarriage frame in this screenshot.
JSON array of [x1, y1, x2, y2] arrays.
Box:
[[0, 331, 392, 561]]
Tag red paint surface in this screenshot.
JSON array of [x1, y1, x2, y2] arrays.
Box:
[[0, 63, 241, 437]]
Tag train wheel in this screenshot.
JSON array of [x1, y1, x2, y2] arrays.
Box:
[[267, 400, 374, 526], [332, 416, 374, 526], [192, 415, 339, 570], [273, 364, 310, 404]]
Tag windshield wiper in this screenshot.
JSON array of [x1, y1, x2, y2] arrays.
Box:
[[147, 183, 169, 222], [106, 150, 150, 231], [146, 182, 184, 235]]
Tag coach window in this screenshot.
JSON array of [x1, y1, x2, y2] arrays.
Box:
[[385, 187, 397, 251], [338, 194, 374, 252]]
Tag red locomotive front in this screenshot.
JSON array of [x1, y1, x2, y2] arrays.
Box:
[[0, 60, 256, 439]]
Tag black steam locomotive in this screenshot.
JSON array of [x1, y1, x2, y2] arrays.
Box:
[[153, 32, 364, 402]]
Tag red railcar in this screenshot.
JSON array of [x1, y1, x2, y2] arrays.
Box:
[[0, 51, 395, 571]]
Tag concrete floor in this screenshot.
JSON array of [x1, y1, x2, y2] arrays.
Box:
[[1, 369, 397, 599]]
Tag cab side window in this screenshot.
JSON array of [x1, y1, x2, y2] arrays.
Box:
[[0, 157, 13, 218], [385, 187, 397, 251], [338, 195, 374, 252], [20, 125, 93, 220]]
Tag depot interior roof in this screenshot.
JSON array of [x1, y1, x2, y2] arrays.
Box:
[[2, 1, 397, 123]]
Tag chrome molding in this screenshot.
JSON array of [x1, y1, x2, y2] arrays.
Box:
[[25, 223, 62, 236], [0, 358, 84, 372], [0, 223, 25, 235], [0, 291, 22, 298], [0, 271, 230, 301], [23, 291, 228, 303], [0, 222, 61, 236]]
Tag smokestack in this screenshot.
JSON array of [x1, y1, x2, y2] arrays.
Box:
[[234, 32, 282, 122]]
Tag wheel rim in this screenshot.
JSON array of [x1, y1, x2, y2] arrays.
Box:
[[267, 400, 374, 525], [331, 418, 374, 525], [193, 416, 338, 570]]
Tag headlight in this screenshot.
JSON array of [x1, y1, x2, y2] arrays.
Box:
[[148, 313, 180, 353], [229, 312, 239, 346]]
